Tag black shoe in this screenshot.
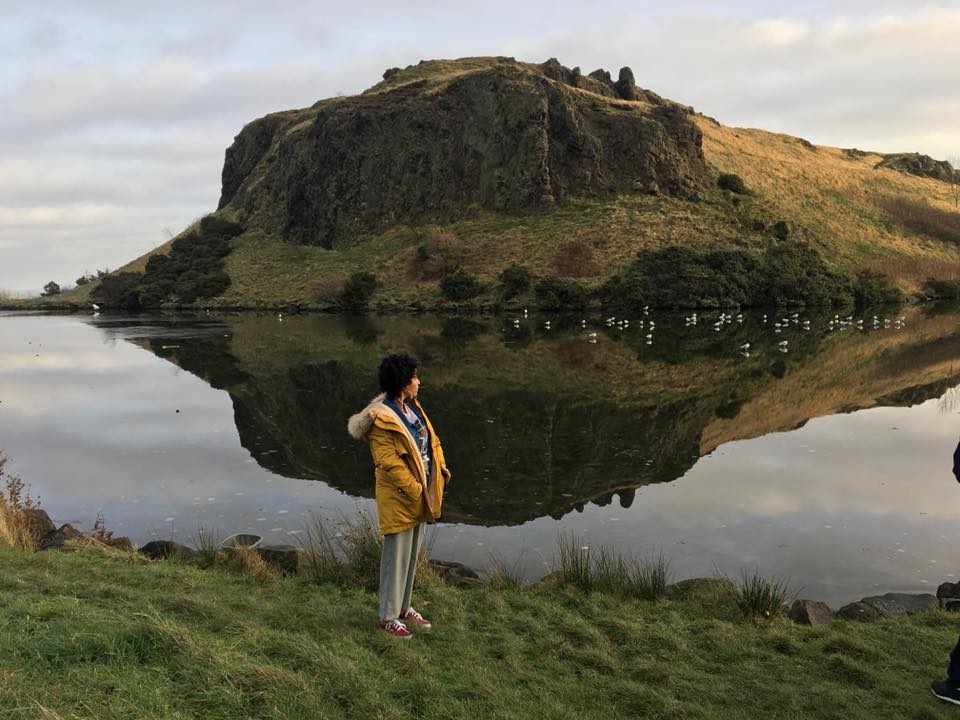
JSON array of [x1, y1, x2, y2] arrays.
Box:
[[932, 680, 960, 705]]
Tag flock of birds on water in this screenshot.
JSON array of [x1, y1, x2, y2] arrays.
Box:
[[90, 301, 908, 357], [511, 306, 908, 356]]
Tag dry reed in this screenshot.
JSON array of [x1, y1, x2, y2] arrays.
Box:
[[0, 451, 45, 550]]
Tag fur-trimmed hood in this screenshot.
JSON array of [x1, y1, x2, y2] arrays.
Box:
[[347, 393, 389, 440]]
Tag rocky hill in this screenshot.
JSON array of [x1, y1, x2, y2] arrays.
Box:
[[220, 57, 709, 247], [51, 56, 960, 312]]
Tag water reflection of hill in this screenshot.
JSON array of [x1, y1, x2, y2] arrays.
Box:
[[121, 309, 960, 526]]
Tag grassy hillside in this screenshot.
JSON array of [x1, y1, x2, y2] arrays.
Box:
[[44, 57, 960, 311], [697, 120, 960, 291], [2, 541, 959, 719]]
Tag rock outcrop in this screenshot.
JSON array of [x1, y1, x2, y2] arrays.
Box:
[[875, 153, 957, 183], [218, 57, 709, 248]]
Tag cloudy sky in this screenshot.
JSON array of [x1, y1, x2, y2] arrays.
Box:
[[3, 1, 959, 294]]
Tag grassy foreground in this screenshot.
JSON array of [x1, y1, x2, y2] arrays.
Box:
[[1, 543, 958, 719]]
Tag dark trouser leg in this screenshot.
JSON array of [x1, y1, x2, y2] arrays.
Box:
[[947, 636, 960, 686]]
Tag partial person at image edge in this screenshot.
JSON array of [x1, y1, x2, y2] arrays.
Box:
[[930, 436, 960, 705], [347, 353, 451, 639]]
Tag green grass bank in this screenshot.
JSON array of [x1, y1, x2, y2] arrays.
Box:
[[1, 542, 958, 719]]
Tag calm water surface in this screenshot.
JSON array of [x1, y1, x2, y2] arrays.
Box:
[[1, 308, 959, 605]]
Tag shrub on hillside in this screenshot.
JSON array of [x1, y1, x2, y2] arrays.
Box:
[[601, 246, 764, 310], [854, 270, 902, 306], [41, 281, 61, 296], [92, 272, 144, 311], [440, 270, 482, 301], [534, 277, 587, 310], [197, 215, 243, 240], [924, 279, 960, 300], [499, 264, 531, 299], [763, 241, 850, 306], [601, 241, 851, 310], [772, 220, 791, 241], [340, 271, 379, 310], [718, 173, 748, 194]]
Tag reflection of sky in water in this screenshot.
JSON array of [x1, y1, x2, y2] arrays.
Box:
[[0, 313, 958, 606]]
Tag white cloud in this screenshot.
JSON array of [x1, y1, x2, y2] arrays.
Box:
[[0, 203, 131, 230], [748, 18, 811, 47]]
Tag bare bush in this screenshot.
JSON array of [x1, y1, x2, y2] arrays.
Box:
[[0, 451, 44, 550], [225, 546, 281, 582]]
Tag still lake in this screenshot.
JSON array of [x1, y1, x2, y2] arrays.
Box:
[[1, 308, 959, 605]]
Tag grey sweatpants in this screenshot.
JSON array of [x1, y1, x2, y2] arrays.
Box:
[[379, 522, 425, 621]]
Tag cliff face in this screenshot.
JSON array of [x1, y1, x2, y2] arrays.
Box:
[[218, 57, 710, 248]]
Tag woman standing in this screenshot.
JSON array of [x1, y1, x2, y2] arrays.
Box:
[[348, 353, 451, 639]]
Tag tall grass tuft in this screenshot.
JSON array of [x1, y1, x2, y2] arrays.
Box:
[[226, 546, 281, 582], [486, 550, 527, 590], [193, 525, 223, 568], [556, 532, 595, 591], [554, 533, 672, 599], [302, 507, 384, 591], [0, 451, 44, 550], [730, 568, 795, 620], [628, 550, 672, 601]]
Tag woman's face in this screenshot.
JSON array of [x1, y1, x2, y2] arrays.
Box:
[[401, 371, 420, 401]]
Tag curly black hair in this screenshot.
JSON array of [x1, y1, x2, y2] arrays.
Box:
[[377, 353, 418, 398]]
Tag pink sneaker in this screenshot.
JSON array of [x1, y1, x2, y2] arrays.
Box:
[[400, 607, 432, 630], [378, 618, 412, 639]]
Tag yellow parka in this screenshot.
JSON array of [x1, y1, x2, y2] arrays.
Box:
[[347, 393, 451, 535]]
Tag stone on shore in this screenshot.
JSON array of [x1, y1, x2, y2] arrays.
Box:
[[106, 536, 135, 552], [255, 544, 318, 575], [38, 523, 83, 551], [788, 599, 834, 626], [430, 559, 483, 588], [837, 593, 937, 622], [22, 508, 55, 540], [139, 540, 198, 561]]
